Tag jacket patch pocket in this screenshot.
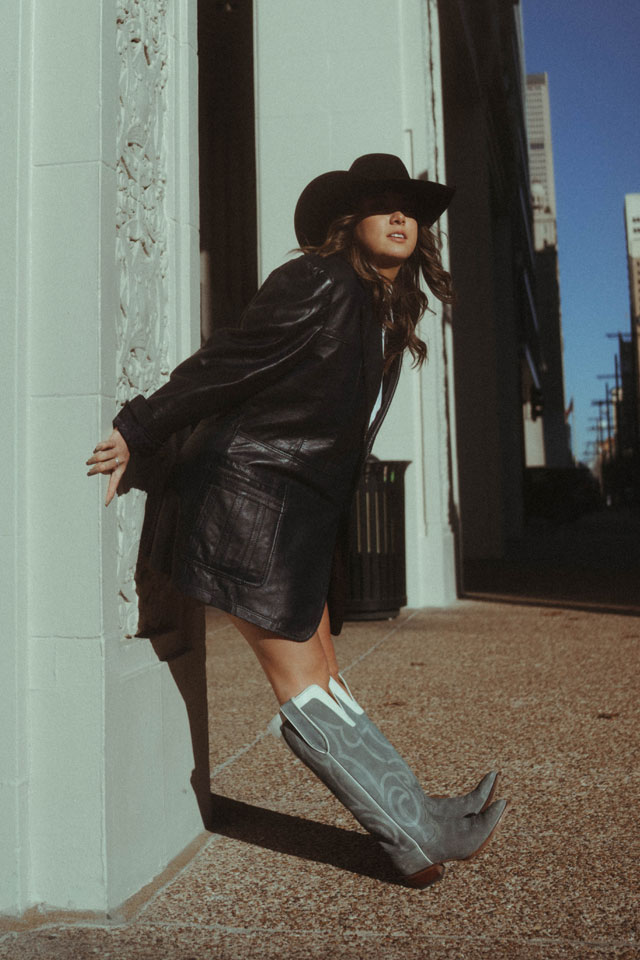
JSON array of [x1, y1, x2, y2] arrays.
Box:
[[186, 474, 285, 587]]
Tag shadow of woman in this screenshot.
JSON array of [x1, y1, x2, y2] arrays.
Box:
[[210, 793, 408, 886], [120, 432, 214, 831]]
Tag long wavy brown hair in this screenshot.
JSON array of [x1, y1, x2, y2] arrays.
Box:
[[301, 213, 454, 369]]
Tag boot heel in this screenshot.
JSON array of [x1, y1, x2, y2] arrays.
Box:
[[404, 862, 445, 888]]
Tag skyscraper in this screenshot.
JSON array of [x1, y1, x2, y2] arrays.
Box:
[[625, 195, 640, 322], [526, 73, 557, 249], [624, 193, 640, 437], [525, 72, 572, 465]]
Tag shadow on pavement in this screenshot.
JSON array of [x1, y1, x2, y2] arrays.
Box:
[[210, 793, 406, 886], [463, 507, 640, 617]]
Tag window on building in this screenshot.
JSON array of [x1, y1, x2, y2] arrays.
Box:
[[198, 0, 257, 337]]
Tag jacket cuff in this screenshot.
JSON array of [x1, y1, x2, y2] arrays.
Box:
[[113, 396, 163, 457]]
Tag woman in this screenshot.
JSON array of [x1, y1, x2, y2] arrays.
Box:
[[87, 154, 506, 888]]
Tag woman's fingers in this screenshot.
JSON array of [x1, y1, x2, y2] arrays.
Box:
[[86, 452, 113, 468], [89, 438, 116, 452], [86, 449, 122, 473], [87, 431, 129, 466], [86, 429, 131, 504], [104, 463, 126, 507], [87, 441, 116, 464]]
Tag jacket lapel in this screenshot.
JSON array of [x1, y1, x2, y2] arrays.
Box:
[[364, 354, 402, 456], [358, 287, 385, 418]]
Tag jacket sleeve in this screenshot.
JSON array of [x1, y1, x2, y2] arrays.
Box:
[[114, 255, 335, 456]]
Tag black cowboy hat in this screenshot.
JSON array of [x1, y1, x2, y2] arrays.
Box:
[[294, 153, 455, 247]]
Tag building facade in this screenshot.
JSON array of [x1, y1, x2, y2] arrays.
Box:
[[438, 0, 540, 558], [525, 72, 572, 468], [1, 0, 459, 917], [625, 194, 640, 431], [526, 73, 557, 248], [1, 0, 207, 918], [623, 193, 640, 499]]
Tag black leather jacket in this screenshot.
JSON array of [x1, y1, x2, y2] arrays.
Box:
[[115, 253, 400, 641]]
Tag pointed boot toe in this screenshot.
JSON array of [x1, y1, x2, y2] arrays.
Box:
[[404, 797, 508, 887], [473, 771, 499, 811], [460, 770, 499, 815], [462, 797, 508, 861], [430, 797, 508, 863]]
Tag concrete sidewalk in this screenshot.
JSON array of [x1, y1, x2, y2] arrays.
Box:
[[2, 511, 639, 959]]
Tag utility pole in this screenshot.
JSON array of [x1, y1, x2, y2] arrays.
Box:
[[591, 400, 610, 460], [596, 376, 616, 460]]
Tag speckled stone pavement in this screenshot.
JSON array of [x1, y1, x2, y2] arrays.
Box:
[[2, 510, 639, 959]]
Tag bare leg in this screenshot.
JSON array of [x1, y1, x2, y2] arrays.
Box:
[[227, 612, 332, 705], [229, 610, 504, 876], [316, 603, 340, 680]]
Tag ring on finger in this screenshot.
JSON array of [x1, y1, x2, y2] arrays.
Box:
[[115, 456, 120, 467]]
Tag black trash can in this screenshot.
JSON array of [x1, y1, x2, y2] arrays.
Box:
[[343, 458, 411, 620]]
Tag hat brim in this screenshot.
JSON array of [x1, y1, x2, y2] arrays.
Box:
[[294, 170, 454, 247]]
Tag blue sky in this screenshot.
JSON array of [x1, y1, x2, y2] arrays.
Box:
[[520, 0, 640, 462]]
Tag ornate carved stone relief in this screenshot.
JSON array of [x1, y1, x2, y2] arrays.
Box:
[[115, 0, 170, 636]]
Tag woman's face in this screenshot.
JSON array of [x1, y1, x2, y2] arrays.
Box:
[[354, 191, 419, 280]]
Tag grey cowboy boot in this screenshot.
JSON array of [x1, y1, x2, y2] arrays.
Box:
[[279, 684, 507, 887], [269, 678, 498, 820], [328, 675, 498, 820]]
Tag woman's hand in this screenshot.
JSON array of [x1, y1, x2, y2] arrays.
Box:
[[86, 428, 130, 506]]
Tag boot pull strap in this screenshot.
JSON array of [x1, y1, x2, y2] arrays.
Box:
[[280, 684, 355, 753], [280, 702, 328, 752]]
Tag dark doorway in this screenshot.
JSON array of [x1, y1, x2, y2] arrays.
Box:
[[198, 0, 257, 338]]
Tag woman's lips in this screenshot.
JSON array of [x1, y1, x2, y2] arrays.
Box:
[[387, 232, 406, 241]]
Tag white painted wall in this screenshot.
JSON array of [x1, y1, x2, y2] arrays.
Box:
[[254, 0, 458, 606], [0, 0, 206, 916], [0, 0, 30, 917]]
